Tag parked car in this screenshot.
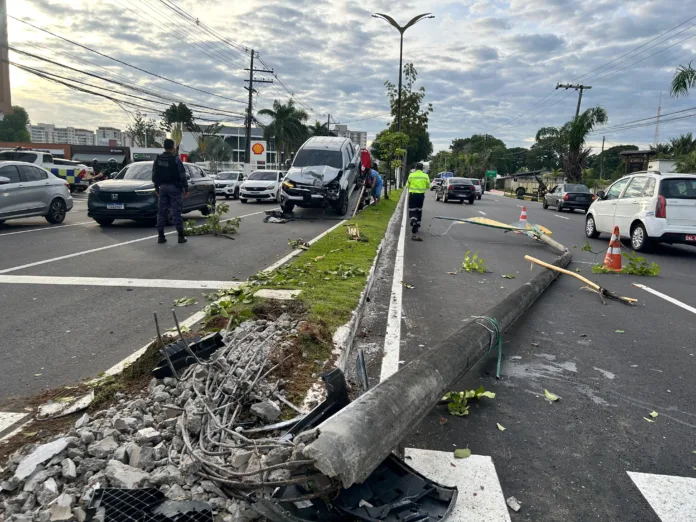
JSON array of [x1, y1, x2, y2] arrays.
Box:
[[215, 171, 244, 199], [0, 161, 73, 224], [544, 183, 595, 212], [436, 177, 476, 204], [240, 170, 284, 203], [280, 137, 361, 215], [585, 171, 696, 251], [87, 161, 215, 226], [469, 179, 483, 199], [430, 178, 443, 191], [0, 149, 88, 193]]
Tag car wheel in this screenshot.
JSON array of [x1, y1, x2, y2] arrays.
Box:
[[224, 195, 231, 200], [542, 198, 548, 209], [556, 201, 563, 212], [436, 193, 441, 201], [477, 195, 481, 200], [95, 218, 114, 227], [200, 193, 216, 216], [444, 193, 448, 203], [469, 197, 475, 204], [585, 214, 600, 239], [631, 222, 652, 252], [240, 198, 247, 204], [336, 190, 349, 216], [281, 198, 295, 213], [460, 199, 465, 204], [45, 198, 67, 224], [234, 187, 240, 200]]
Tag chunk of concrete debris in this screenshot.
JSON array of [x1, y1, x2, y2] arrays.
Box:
[[61, 458, 77, 480], [229, 449, 253, 469], [136, 427, 161, 444], [14, 438, 71, 481], [74, 413, 89, 429], [506, 496, 522, 512], [36, 477, 59, 506], [113, 417, 139, 432], [88, 436, 119, 459], [73, 507, 87, 522], [49, 493, 75, 521], [250, 400, 281, 423], [104, 460, 150, 489]]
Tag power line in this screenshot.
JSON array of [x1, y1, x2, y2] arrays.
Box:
[[8, 15, 247, 105]]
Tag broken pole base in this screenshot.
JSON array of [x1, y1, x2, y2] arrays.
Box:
[[297, 250, 572, 488]]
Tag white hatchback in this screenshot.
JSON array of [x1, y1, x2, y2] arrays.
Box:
[[585, 171, 696, 251]]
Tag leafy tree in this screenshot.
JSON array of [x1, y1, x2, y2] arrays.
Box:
[[258, 99, 309, 157], [671, 62, 696, 97], [675, 151, 696, 172], [189, 123, 222, 160], [669, 133, 696, 156], [505, 147, 529, 174], [429, 150, 454, 175], [161, 103, 194, 148], [385, 63, 433, 165], [527, 127, 563, 171], [309, 121, 335, 137], [371, 130, 408, 197], [588, 145, 638, 178], [650, 142, 671, 156], [0, 106, 30, 142], [126, 110, 160, 147]]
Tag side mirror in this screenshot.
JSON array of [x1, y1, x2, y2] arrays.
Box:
[[0, 176, 11, 185], [347, 162, 356, 170], [596, 190, 605, 200]]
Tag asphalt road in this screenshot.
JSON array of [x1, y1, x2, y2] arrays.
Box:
[[0, 191, 358, 400], [360, 190, 696, 521]]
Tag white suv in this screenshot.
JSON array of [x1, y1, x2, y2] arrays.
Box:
[[469, 178, 483, 199], [585, 171, 696, 251], [215, 171, 244, 199]]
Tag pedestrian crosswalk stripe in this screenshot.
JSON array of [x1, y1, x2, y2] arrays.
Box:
[[628, 471, 696, 521], [406, 448, 511, 521]]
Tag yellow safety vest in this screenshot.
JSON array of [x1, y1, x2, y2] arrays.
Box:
[[407, 170, 430, 194]]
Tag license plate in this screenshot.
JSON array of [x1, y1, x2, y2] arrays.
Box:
[[106, 203, 124, 210], [577, 197, 587, 201], [686, 235, 696, 242]]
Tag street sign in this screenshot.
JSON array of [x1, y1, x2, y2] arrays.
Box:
[[485, 170, 497, 178]]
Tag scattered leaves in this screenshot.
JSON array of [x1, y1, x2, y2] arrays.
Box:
[[173, 297, 198, 307], [401, 282, 415, 289], [501, 274, 516, 279], [497, 423, 506, 431], [288, 238, 310, 250], [313, 255, 325, 262], [649, 411, 659, 418], [644, 417, 655, 423], [592, 251, 661, 276], [443, 386, 495, 416], [454, 448, 471, 459], [34, 373, 42, 377], [615, 330, 625, 333], [462, 251, 488, 274], [544, 389, 560, 402], [183, 203, 240, 239], [531, 342, 539, 347], [447, 271, 458, 275]]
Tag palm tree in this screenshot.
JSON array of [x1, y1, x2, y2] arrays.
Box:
[[258, 99, 309, 157], [669, 133, 696, 157], [650, 142, 672, 155], [309, 121, 335, 137], [671, 62, 696, 97], [561, 106, 608, 182], [675, 151, 696, 173]]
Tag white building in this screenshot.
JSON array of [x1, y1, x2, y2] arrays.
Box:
[[27, 123, 95, 145], [96, 127, 123, 146], [333, 124, 367, 148]]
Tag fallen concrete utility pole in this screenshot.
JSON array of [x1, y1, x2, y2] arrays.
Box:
[[298, 249, 573, 488]]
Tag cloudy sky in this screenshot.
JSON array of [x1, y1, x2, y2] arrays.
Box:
[[7, 0, 696, 153]]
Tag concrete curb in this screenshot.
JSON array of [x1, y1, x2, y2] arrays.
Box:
[[333, 192, 406, 372]]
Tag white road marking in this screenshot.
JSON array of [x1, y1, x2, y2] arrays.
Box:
[[0, 210, 270, 275], [380, 198, 408, 381], [554, 214, 570, 220], [632, 284, 696, 315], [406, 449, 511, 522], [516, 205, 524, 208], [628, 471, 696, 521], [0, 275, 242, 289], [0, 412, 29, 436], [0, 221, 95, 237], [478, 211, 487, 215]]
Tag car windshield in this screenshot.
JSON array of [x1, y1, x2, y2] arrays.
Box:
[[0, 151, 38, 163], [449, 178, 471, 185], [293, 149, 343, 169], [564, 184, 590, 193], [660, 178, 696, 199], [248, 171, 277, 181], [218, 172, 239, 180], [120, 162, 152, 180]]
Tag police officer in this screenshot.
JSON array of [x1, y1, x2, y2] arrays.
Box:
[[152, 139, 189, 244], [405, 162, 430, 238]]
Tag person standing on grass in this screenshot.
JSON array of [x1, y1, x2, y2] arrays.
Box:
[[406, 162, 430, 240], [152, 139, 189, 244], [367, 163, 383, 205]]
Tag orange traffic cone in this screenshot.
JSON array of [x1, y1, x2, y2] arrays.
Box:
[[519, 206, 528, 225], [603, 226, 623, 271]]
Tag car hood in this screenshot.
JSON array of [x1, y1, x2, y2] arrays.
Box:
[[215, 179, 237, 185], [285, 166, 341, 186], [95, 180, 154, 191]]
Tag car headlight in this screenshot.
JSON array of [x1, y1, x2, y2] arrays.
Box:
[[283, 180, 295, 189], [267, 183, 276, 190], [88, 183, 100, 193], [135, 188, 156, 195], [327, 181, 340, 194]]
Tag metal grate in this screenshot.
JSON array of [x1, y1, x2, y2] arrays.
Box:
[[86, 489, 213, 522]]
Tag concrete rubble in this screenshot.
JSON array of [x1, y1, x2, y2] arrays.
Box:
[[0, 313, 321, 522]]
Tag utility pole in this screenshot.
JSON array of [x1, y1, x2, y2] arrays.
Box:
[[327, 114, 330, 134], [244, 50, 273, 174], [0, 0, 12, 119], [653, 91, 662, 147], [556, 83, 592, 118], [600, 136, 605, 182]]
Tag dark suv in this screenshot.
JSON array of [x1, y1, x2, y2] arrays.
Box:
[[87, 161, 216, 226], [436, 177, 476, 204], [280, 137, 361, 215]]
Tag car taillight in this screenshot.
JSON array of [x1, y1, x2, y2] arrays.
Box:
[[656, 195, 667, 218], [564, 193, 569, 200], [591, 195, 596, 200]]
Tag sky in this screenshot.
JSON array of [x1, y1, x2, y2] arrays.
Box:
[[7, 0, 696, 154]]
